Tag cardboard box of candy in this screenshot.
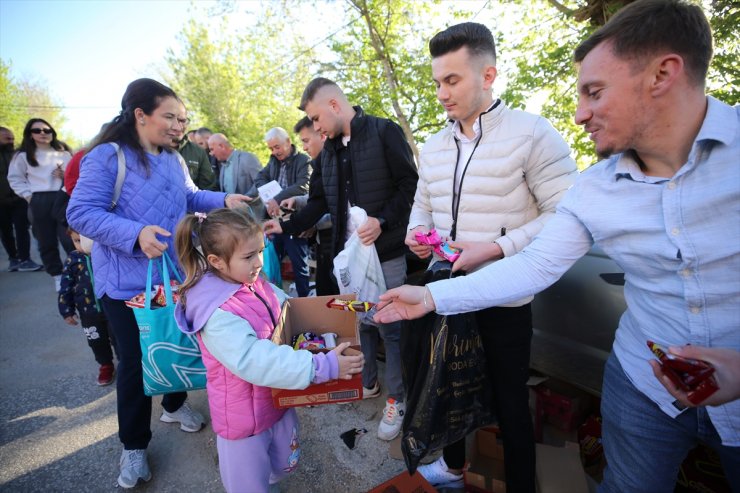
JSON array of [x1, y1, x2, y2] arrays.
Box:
[[270, 294, 362, 408]]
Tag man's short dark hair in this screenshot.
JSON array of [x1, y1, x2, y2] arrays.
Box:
[[293, 116, 313, 134], [196, 127, 213, 135], [299, 77, 339, 111], [574, 0, 712, 86], [428, 22, 496, 65]]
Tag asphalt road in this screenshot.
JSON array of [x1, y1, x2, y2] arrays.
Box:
[[0, 253, 410, 493]]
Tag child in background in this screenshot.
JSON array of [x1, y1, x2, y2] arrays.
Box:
[[174, 208, 363, 493], [58, 229, 118, 385]]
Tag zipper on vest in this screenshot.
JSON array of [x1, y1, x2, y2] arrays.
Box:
[[248, 284, 277, 328]]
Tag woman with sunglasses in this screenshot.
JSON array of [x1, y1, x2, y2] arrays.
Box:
[[67, 78, 251, 489], [7, 118, 74, 290]]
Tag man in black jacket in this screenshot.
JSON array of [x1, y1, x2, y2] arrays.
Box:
[[249, 127, 312, 296], [265, 78, 418, 441]]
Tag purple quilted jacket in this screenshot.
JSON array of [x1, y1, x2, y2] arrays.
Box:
[[67, 143, 226, 300]]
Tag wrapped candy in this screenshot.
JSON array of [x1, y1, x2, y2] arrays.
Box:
[[291, 332, 326, 350], [647, 340, 718, 405], [414, 229, 462, 263], [326, 298, 375, 313], [125, 280, 180, 309], [125, 292, 148, 309]]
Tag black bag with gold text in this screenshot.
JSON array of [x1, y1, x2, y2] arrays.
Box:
[[400, 261, 495, 474]]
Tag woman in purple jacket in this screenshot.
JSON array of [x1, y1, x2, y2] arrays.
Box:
[[67, 78, 250, 489]]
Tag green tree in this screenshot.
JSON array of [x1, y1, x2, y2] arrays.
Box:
[[165, 12, 314, 163], [321, 0, 456, 160], [499, 0, 739, 168], [0, 60, 67, 139]]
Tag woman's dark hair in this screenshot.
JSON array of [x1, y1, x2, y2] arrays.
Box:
[[18, 118, 66, 167], [92, 78, 178, 169]]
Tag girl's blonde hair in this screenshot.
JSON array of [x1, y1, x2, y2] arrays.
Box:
[[175, 207, 263, 304]]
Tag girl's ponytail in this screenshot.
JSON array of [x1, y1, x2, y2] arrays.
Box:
[[175, 213, 208, 305]]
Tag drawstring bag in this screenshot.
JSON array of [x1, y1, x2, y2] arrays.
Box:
[[400, 261, 495, 474], [133, 251, 206, 396]]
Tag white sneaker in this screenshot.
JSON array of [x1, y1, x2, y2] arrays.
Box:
[[118, 449, 152, 488], [377, 398, 405, 441], [362, 381, 381, 399], [160, 401, 205, 432], [53, 274, 62, 292], [417, 456, 464, 489]]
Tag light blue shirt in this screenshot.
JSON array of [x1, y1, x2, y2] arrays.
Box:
[[221, 152, 237, 194], [429, 97, 740, 445]]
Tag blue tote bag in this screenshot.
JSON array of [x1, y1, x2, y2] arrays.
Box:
[[133, 251, 207, 396], [262, 235, 283, 287]]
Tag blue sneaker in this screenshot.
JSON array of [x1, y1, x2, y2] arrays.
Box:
[[7, 258, 21, 272], [17, 259, 43, 272], [117, 449, 151, 488]]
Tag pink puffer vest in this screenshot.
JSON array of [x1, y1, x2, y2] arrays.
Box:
[[197, 278, 286, 440]]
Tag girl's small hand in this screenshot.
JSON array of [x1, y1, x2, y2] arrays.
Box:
[[64, 315, 78, 326], [332, 342, 364, 380]]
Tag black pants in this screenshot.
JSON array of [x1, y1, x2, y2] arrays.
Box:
[[29, 192, 73, 275], [0, 198, 31, 261], [315, 228, 338, 296], [101, 296, 187, 450], [443, 304, 535, 493], [81, 313, 119, 365]]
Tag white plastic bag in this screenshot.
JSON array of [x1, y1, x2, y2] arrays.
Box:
[[333, 207, 386, 324]]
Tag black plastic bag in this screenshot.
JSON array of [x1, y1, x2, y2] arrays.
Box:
[[400, 261, 495, 474]]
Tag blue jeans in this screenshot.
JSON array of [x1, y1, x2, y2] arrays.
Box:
[[360, 255, 406, 401], [600, 353, 739, 493], [271, 233, 310, 297]]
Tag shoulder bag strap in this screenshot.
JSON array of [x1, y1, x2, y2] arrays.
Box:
[[108, 143, 126, 211]]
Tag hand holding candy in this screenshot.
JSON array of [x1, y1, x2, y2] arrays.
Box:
[[414, 229, 461, 263], [647, 341, 719, 405]]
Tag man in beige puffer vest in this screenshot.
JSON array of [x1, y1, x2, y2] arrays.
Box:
[[405, 22, 578, 493]]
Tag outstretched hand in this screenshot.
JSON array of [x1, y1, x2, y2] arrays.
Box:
[[225, 194, 253, 209], [263, 219, 283, 237], [373, 285, 434, 324]]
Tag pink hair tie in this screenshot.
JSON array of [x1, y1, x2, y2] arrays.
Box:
[[194, 212, 207, 223]]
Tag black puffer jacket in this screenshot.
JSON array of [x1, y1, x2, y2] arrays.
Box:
[[282, 106, 418, 262]]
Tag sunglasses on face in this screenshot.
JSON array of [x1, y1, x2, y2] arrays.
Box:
[[30, 128, 53, 135]]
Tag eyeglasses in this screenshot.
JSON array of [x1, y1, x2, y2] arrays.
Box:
[[30, 128, 53, 135], [161, 114, 190, 128]]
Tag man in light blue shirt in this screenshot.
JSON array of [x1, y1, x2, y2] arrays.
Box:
[[207, 133, 264, 218], [375, 1, 739, 491]]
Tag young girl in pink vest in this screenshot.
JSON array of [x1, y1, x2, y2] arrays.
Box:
[[174, 208, 363, 493]]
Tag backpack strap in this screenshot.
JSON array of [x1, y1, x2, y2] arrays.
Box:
[[108, 143, 126, 211]]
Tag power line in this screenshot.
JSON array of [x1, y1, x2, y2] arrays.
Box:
[[1, 104, 117, 110]]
